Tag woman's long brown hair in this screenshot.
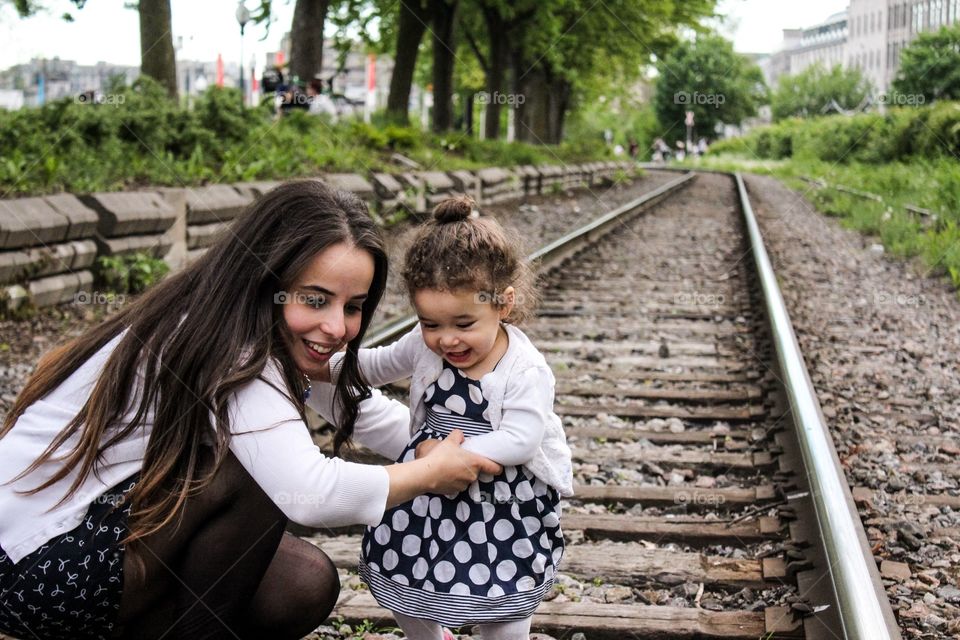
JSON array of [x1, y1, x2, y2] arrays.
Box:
[[0, 180, 387, 547]]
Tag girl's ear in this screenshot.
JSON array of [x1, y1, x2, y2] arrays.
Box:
[[498, 286, 516, 320]]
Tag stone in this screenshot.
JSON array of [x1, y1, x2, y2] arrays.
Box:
[[84, 191, 177, 236], [44, 193, 100, 240], [0, 196, 70, 248], [880, 560, 912, 582], [184, 185, 252, 225]]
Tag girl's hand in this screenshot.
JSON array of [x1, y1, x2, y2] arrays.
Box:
[[414, 438, 442, 459]]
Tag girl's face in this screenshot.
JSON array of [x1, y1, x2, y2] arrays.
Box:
[[413, 287, 514, 378], [281, 242, 374, 378]]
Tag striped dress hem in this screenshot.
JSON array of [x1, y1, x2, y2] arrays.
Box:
[[359, 559, 552, 627]]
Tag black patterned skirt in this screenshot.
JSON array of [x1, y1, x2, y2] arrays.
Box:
[[0, 474, 138, 640], [359, 424, 564, 627]]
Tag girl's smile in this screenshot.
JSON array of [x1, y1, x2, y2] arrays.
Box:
[[413, 287, 514, 378]]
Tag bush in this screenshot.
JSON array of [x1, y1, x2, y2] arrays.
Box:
[[96, 253, 170, 294], [711, 101, 960, 164]]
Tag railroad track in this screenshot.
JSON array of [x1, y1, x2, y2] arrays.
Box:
[[308, 171, 902, 639]]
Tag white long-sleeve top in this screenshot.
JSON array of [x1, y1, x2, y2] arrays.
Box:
[[332, 323, 574, 496], [0, 331, 411, 564]]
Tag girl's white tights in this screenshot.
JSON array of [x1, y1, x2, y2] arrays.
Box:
[[392, 611, 532, 640]]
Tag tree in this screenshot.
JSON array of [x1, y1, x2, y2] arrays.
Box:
[[893, 22, 960, 103], [654, 33, 767, 141], [290, 0, 331, 85], [385, 0, 430, 124], [510, 0, 718, 144], [429, 0, 457, 132], [771, 63, 871, 120], [139, 0, 178, 99]]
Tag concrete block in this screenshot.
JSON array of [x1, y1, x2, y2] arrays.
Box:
[[157, 188, 188, 272], [187, 222, 229, 250], [419, 171, 455, 193], [371, 173, 404, 200], [476, 167, 511, 186], [447, 170, 479, 200], [28, 270, 93, 307], [0, 251, 33, 285], [84, 191, 177, 236], [44, 194, 99, 240], [185, 184, 251, 225], [95, 233, 172, 259], [70, 240, 98, 271], [321, 174, 376, 203], [0, 197, 70, 249], [0, 240, 97, 285], [233, 181, 282, 200], [397, 173, 426, 213]]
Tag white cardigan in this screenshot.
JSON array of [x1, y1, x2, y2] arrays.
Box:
[[334, 324, 574, 496], [0, 331, 410, 564]]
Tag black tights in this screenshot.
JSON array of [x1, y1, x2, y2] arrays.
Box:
[[116, 451, 339, 639]]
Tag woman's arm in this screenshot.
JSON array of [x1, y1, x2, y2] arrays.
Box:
[[306, 382, 410, 460], [385, 430, 500, 507], [323, 326, 423, 387], [458, 366, 551, 466]]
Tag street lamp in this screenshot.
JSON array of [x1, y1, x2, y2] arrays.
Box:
[[235, 1, 251, 106]]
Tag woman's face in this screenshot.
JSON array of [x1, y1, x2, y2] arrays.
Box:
[[281, 241, 375, 378]]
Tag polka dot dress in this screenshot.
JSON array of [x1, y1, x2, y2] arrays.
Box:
[[359, 362, 564, 627]]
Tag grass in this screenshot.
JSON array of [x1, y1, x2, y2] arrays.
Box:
[[680, 154, 960, 293]]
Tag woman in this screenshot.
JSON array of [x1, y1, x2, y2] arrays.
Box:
[[0, 180, 499, 640]]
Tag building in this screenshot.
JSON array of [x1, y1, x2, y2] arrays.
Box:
[[762, 0, 960, 93]]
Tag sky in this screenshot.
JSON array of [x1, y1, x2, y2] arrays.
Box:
[[0, 0, 849, 71]]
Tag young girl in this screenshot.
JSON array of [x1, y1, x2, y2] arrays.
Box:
[[0, 181, 498, 640], [329, 196, 573, 639]]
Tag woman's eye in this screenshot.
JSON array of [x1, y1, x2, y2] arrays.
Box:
[[346, 304, 363, 315], [304, 293, 326, 308], [456, 322, 475, 329]]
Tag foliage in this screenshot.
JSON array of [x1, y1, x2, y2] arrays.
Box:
[[0, 78, 612, 196], [771, 63, 873, 121], [711, 101, 960, 164], [693, 153, 960, 292], [96, 252, 171, 295], [653, 33, 768, 143], [893, 22, 960, 103]]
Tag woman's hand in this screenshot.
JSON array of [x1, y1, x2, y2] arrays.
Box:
[[414, 438, 441, 459], [384, 430, 501, 507]]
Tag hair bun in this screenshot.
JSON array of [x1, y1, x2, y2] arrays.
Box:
[[433, 196, 478, 224]]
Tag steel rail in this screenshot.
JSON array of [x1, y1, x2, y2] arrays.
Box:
[[735, 172, 901, 640]]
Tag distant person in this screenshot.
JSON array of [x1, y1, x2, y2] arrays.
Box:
[[628, 138, 639, 160], [307, 78, 338, 122]]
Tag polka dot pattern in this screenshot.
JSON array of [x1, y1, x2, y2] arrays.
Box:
[[359, 360, 563, 615]]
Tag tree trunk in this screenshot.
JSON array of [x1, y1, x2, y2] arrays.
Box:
[[510, 46, 530, 142], [139, 0, 178, 99], [548, 76, 572, 144], [290, 0, 330, 85], [482, 6, 508, 139], [430, 0, 458, 132], [386, 0, 431, 125], [518, 66, 550, 143]]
